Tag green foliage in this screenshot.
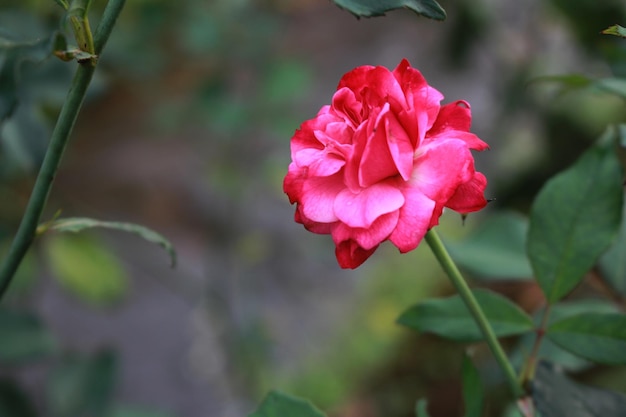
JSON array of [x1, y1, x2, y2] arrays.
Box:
[[602, 24, 626, 38], [415, 399, 431, 417], [0, 28, 62, 125], [547, 312, 626, 365], [599, 198, 626, 296], [446, 211, 532, 280], [512, 300, 620, 371], [47, 217, 177, 267], [461, 354, 483, 417], [45, 233, 129, 306], [0, 308, 56, 363], [333, 0, 446, 20], [533, 360, 626, 417], [248, 391, 326, 417], [527, 133, 624, 303], [397, 289, 534, 342], [47, 350, 117, 417], [0, 11, 74, 177]]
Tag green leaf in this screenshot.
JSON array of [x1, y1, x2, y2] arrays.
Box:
[[595, 78, 626, 99], [45, 234, 129, 306], [248, 391, 326, 417], [397, 289, 534, 342], [527, 134, 624, 303], [53, 0, 70, 10], [532, 360, 626, 417], [461, 355, 483, 417], [47, 217, 176, 267], [602, 24, 626, 38], [0, 308, 56, 363], [446, 212, 532, 280], [511, 300, 619, 371], [415, 398, 432, 417], [599, 197, 626, 296], [530, 74, 593, 89], [333, 0, 445, 20], [547, 312, 626, 365], [47, 350, 117, 417], [0, 31, 62, 124]]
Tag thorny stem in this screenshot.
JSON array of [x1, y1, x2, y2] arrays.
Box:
[[0, 0, 127, 301], [424, 229, 525, 399]]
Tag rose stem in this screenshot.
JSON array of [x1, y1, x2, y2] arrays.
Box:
[[424, 228, 525, 399], [0, 0, 127, 301]]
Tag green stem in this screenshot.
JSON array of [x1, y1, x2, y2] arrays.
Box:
[[0, 0, 127, 301], [424, 229, 525, 398]]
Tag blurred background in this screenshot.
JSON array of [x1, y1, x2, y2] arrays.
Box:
[[1, 0, 626, 416]]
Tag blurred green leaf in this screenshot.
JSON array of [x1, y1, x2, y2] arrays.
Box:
[[106, 405, 177, 417], [45, 234, 129, 306], [415, 398, 431, 417], [248, 391, 326, 417], [333, 0, 446, 20], [599, 197, 626, 296], [397, 289, 534, 342], [547, 312, 626, 365], [527, 133, 624, 303], [461, 354, 483, 417], [47, 217, 176, 267], [533, 360, 626, 417], [446, 211, 532, 280], [602, 24, 626, 38], [595, 78, 626, 99], [0, 378, 37, 417], [261, 60, 311, 105], [48, 350, 117, 417], [0, 30, 62, 124], [0, 308, 56, 363], [531, 73, 593, 89]]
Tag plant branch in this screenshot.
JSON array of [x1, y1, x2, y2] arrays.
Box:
[[425, 229, 525, 398], [520, 304, 551, 386], [0, 0, 127, 301]]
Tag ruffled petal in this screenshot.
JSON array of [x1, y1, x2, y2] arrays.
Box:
[[332, 210, 399, 250], [335, 240, 378, 269], [411, 139, 474, 203], [389, 186, 436, 252], [332, 87, 363, 127], [334, 182, 405, 228], [445, 172, 488, 213], [427, 101, 489, 151], [358, 104, 404, 187], [300, 174, 345, 223], [295, 206, 333, 234]]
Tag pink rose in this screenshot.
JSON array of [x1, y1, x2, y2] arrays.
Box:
[[284, 59, 488, 269]]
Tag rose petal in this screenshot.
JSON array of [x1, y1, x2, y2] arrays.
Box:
[[332, 87, 363, 127], [295, 206, 333, 234], [446, 172, 488, 213], [358, 104, 403, 187], [300, 174, 345, 223], [332, 210, 399, 250], [334, 182, 405, 228], [335, 240, 378, 269], [389, 185, 436, 252], [411, 139, 475, 203]]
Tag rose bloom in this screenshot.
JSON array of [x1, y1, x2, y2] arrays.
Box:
[[283, 59, 488, 269]]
